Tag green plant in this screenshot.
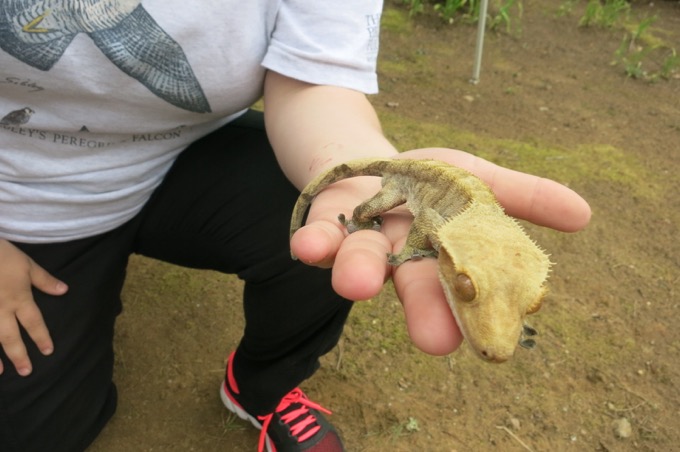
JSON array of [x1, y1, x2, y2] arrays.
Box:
[[489, 0, 523, 32], [613, 15, 653, 78], [630, 15, 655, 43], [405, 417, 420, 432], [556, 0, 579, 17], [612, 15, 678, 81], [660, 49, 679, 80], [579, 0, 630, 28], [401, 0, 522, 31], [434, 0, 477, 22], [616, 42, 648, 79], [403, 0, 426, 16]]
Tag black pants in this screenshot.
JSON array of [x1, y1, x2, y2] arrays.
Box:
[[0, 111, 352, 452]]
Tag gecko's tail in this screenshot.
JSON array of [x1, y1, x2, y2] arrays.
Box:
[[289, 158, 396, 258]]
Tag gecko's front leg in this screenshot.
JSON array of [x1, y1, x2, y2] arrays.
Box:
[[388, 208, 445, 266], [339, 179, 406, 234], [338, 213, 382, 233]]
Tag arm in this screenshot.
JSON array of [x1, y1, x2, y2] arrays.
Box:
[[264, 70, 398, 188], [265, 72, 591, 355]]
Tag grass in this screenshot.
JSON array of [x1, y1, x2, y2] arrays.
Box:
[[560, 0, 679, 80], [220, 411, 248, 433], [377, 110, 660, 198], [381, 6, 413, 33]]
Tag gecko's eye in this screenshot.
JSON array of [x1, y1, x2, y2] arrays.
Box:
[[454, 273, 476, 302]]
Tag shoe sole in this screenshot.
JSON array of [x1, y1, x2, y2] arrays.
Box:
[[220, 382, 275, 452]]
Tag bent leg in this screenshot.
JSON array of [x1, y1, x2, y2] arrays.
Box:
[[0, 222, 139, 452]]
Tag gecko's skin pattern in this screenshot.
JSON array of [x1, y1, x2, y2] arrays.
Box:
[[290, 158, 552, 363]]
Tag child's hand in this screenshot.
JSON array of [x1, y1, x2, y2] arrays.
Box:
[[0, 240, 68, 376]]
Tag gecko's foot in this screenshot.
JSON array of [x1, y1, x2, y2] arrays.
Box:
[[387, 247, 438, 266], [338, 214, 382, 233], [519, 324, 538, 349]]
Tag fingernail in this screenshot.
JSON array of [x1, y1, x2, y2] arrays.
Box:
[[18, 367, 32, 377], [42, 346, 54, 356]]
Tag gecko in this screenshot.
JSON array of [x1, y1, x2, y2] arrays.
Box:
[[290, 158, 552, 363]]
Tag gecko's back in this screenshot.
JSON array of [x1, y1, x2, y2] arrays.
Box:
[[290, 158, 495, 238]]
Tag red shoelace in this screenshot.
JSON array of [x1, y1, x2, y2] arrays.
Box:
[[256, 388, 332, 452]]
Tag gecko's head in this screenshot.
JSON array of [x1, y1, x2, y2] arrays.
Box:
[[437, 203, 551, 363]]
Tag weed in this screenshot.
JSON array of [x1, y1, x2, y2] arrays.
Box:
[[489, 0, 523, 32], [560, 1, 677, 81], [388, 416, 421, 440], [579, 0, 630, 28], [556, 0, 580, 16], [401, 0, 479, 22], [403, 0, 426, 16], [612, 15, 679, 80], [434, 0, 478, 23], [220, 411, 247, 433], [614, 30, 650, 79], [660, 48, 679, 80], [405, 417, 420, 432], [401, 0, 522, 32]]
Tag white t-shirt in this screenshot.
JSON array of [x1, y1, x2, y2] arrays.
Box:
[[0, 0, 383, 243]]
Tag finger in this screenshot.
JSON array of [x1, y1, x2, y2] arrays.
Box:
[[16, 304, 54, 356], [0, 315, 32, 376], [28, 259, 68, 296], [473, 165, 592, 233], [290, 220, 346, 268], [396, 148, 592, 232], [290, 177, 383, 267], [393, 259, 463, 355], [331, 230, 392, 301]]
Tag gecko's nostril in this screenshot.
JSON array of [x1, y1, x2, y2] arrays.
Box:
[[480, 349, 509, 363]]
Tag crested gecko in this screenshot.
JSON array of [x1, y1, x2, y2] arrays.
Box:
[[290, 158, 551, 363]]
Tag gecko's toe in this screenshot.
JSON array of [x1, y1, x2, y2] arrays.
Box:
[[522, 324, 538, 336], [339, 215, 383, 233], [519, 338, 536, 349], [519, 324, 538, 350]]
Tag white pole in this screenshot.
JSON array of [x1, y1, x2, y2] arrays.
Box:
[[470, 0, 489, 84]]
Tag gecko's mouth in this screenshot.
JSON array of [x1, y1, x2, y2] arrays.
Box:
[[478, 349, 510, 363], [470, 324, 538, 363]]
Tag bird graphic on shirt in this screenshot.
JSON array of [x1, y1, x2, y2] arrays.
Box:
[[0, 0, 211, 113], [0, 107, 35, 125]]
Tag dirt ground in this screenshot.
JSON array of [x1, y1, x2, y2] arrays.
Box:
[[89, 1, 680, 451]]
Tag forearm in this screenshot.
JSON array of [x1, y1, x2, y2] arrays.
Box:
[[263, 71, 398, 190]]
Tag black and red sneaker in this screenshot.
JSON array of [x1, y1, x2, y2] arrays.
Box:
[[220, 352, 345, 452]]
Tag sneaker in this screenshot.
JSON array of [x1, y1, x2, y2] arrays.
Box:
[[220, 352, 345, 452]]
